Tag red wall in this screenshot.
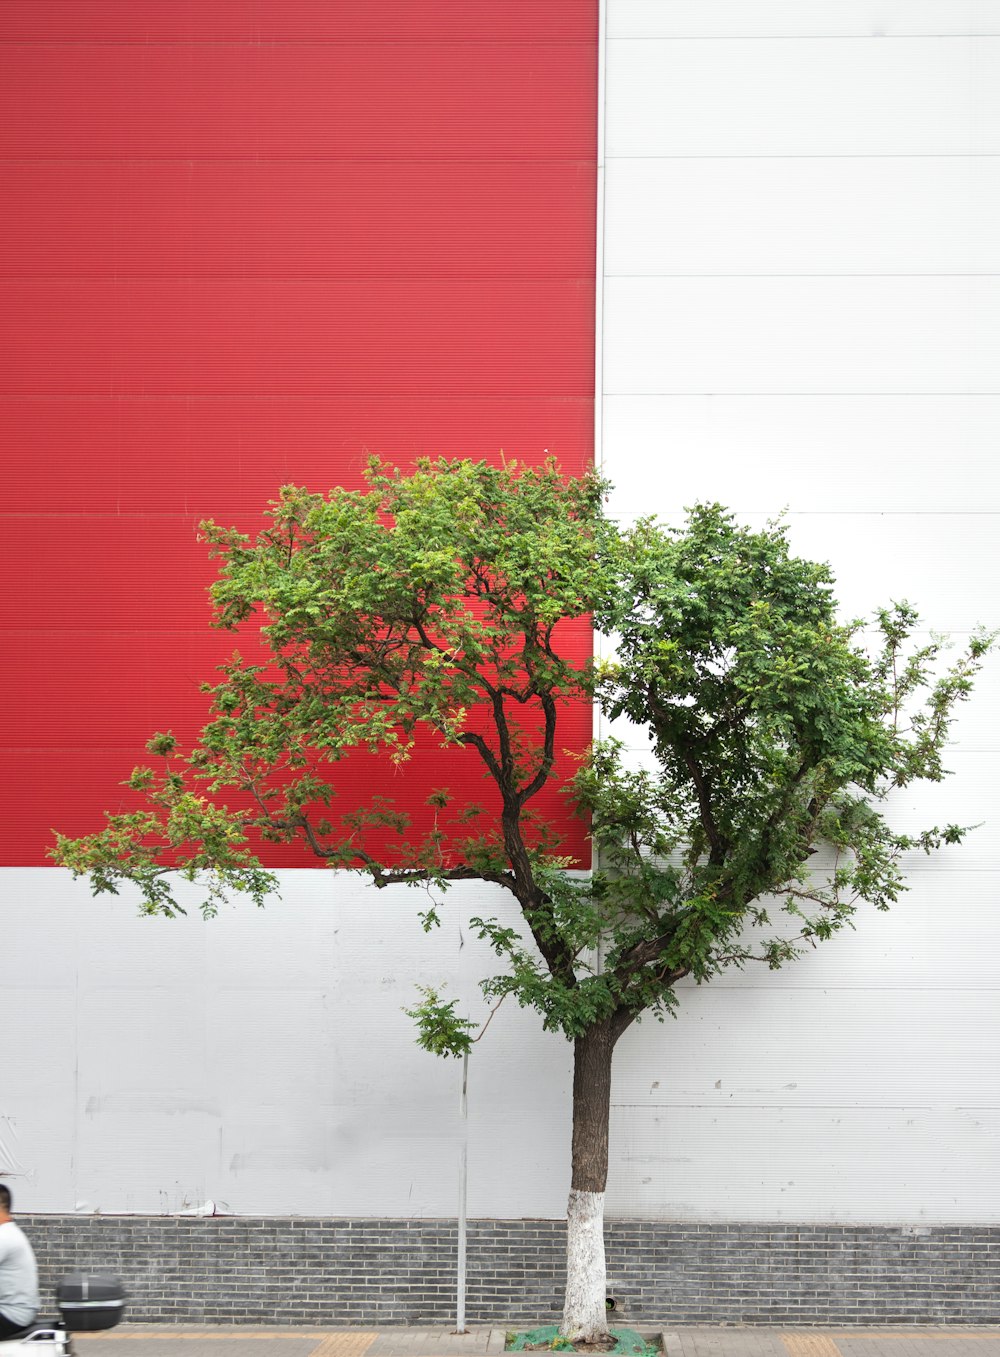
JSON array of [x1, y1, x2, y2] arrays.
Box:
[[0, 2, 597, 865]]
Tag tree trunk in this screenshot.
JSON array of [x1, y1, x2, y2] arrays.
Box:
[[559, 1018, 620, 1344]]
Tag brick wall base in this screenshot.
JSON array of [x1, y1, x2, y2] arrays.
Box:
[[22, 1217, 1000, 1327]]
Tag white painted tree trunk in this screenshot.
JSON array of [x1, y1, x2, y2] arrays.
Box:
[[559, 1188, 609, 1343]]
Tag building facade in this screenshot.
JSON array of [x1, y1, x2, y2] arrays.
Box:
[[1, 0, 997, 1324]]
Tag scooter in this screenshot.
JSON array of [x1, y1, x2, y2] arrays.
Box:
[[0, 1274, 125, 1355]]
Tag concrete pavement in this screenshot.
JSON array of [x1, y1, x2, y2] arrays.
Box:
[[662, 1329, 1000, 1357], [73, 1325, 506, 1357], [71, 1327, 1000, 1357]]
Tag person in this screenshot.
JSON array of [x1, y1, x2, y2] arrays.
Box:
[[0, 1184, 39, 1338]]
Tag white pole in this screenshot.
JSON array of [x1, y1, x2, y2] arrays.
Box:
[[456, 1049, 469, 1333]]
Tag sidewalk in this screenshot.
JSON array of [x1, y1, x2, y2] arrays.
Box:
[[72, 1326, 1000, 1357], [74, 1324, 505, 1357], [662, 1328, 1000, 1357]]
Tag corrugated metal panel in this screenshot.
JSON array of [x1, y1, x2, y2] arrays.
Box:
[[605, 158, 1000, 276], [603, 395, 1000, 515], [2, 396, 594, 516], [604, 277, 998, 395], [2, 516, 219, 629], [0, 280, 595, 398], [599, 4, 999, 1228], [0, 713, 594, 867], [607, 37, 999, 156], [0, 2, 597, 44], [773, 516, 999, 633], [0, 162, 596, 281], [5, 621, 592, 747], [1, 631, 246, 745], [609, 2, 1000, 39], [0, 7, 597, 867], [0, 44, 595, 161]]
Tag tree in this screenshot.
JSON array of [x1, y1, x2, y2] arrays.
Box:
[[53, 462, 993, 1344]]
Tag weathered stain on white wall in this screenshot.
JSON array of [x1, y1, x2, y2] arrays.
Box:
[[599, 0, 1000, 1221]]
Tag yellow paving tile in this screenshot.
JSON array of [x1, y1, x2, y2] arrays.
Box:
[[782, 1336, 843, 1357], [310, 1335, 378, 1357]]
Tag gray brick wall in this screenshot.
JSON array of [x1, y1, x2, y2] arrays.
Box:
[[22, 1217, 1000, 1327]]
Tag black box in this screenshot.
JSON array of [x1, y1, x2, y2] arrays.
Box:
[[56, 1273, 126, 1332]]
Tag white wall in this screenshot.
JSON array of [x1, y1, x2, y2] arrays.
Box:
[[1, 870, 574, 1219], [599, 0, 1000, 1222]]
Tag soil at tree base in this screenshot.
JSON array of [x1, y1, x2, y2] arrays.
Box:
[[507, 1326, 654, 1354]]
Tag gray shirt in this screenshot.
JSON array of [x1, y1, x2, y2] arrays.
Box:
[[0, 1220, 39, 1326]]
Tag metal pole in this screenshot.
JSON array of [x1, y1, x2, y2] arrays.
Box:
[[456, 1049, 469, 1333]]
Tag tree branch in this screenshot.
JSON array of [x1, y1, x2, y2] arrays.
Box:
[[457, 730, 503, 783], [363, 858, 519, 894], [682, 750, 726, 864], [517, 691, 558, 807], [645, 680, 727, 864]]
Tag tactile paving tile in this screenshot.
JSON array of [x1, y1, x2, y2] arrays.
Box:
[[309, 1335, 378, 1357], [782, 1336, 843, 1357]]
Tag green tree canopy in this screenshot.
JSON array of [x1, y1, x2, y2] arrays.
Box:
[[52, 463, 994, 1343], [53, 457, 611, 921], [579, 507, 994, 1002]]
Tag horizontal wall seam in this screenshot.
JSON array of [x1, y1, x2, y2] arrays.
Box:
[[605, 154, 1000, 161], [604, 273, 1000, 279], [606, 35, 1000, 43]]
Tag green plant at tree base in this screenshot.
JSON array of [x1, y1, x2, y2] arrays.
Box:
[[507, 1325, 655, 1354], [51, 458, 995, 1344]]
